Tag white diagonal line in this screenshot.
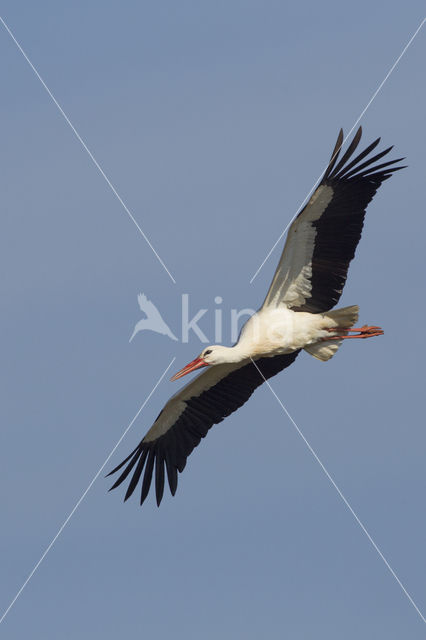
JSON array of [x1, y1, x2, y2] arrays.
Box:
[[0, 15, 176, 284], [250, 358, 426, 625], [0, 357, 176, 626], [249, 17, 425, 284]]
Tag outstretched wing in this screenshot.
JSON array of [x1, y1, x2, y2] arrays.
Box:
[[108, 350, 300, 506], [262, 127, 405, 313]]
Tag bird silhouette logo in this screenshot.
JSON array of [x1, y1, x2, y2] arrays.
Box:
[[129, 293, 178, 343]]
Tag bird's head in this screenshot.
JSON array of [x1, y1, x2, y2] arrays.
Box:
[[170, 345, 232, 381]]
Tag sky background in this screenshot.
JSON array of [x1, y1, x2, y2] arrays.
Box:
[[0, 2, 425, 638]]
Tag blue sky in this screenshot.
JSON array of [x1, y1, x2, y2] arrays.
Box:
[[0, 2, 425, 638]]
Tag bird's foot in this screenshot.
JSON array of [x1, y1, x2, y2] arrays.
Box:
[[323, 325, 384, 340]]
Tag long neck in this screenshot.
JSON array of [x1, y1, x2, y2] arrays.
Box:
[[218, 343, 252, 363]]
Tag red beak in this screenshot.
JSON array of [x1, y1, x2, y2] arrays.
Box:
[[170, 357, 208, 381]]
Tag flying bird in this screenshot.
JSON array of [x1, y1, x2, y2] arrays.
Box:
[[129, 293, 178, 342], [109, 127, 405, 506]]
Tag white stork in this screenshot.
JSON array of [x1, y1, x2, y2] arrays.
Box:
[[108, 127, 405, 506]]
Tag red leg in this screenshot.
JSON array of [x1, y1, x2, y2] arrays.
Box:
[[322, 325, 384, 341], [329, 325, 383, 333]]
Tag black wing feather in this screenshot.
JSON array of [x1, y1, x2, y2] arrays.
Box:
[[322, 128, 343, 180], [124, 448, 149, 501], [155, 451, 165, 506], [140, 449, 155, 505], [329, 126, 362, 176], [108, 350, 300, 506], [333, 136, 381, 178]]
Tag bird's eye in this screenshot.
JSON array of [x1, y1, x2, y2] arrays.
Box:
[[204, 349, 212, 356]]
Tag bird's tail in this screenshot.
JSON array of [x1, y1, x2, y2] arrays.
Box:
[[323, 305, 359, 328], [304, 305, 359, 361]]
